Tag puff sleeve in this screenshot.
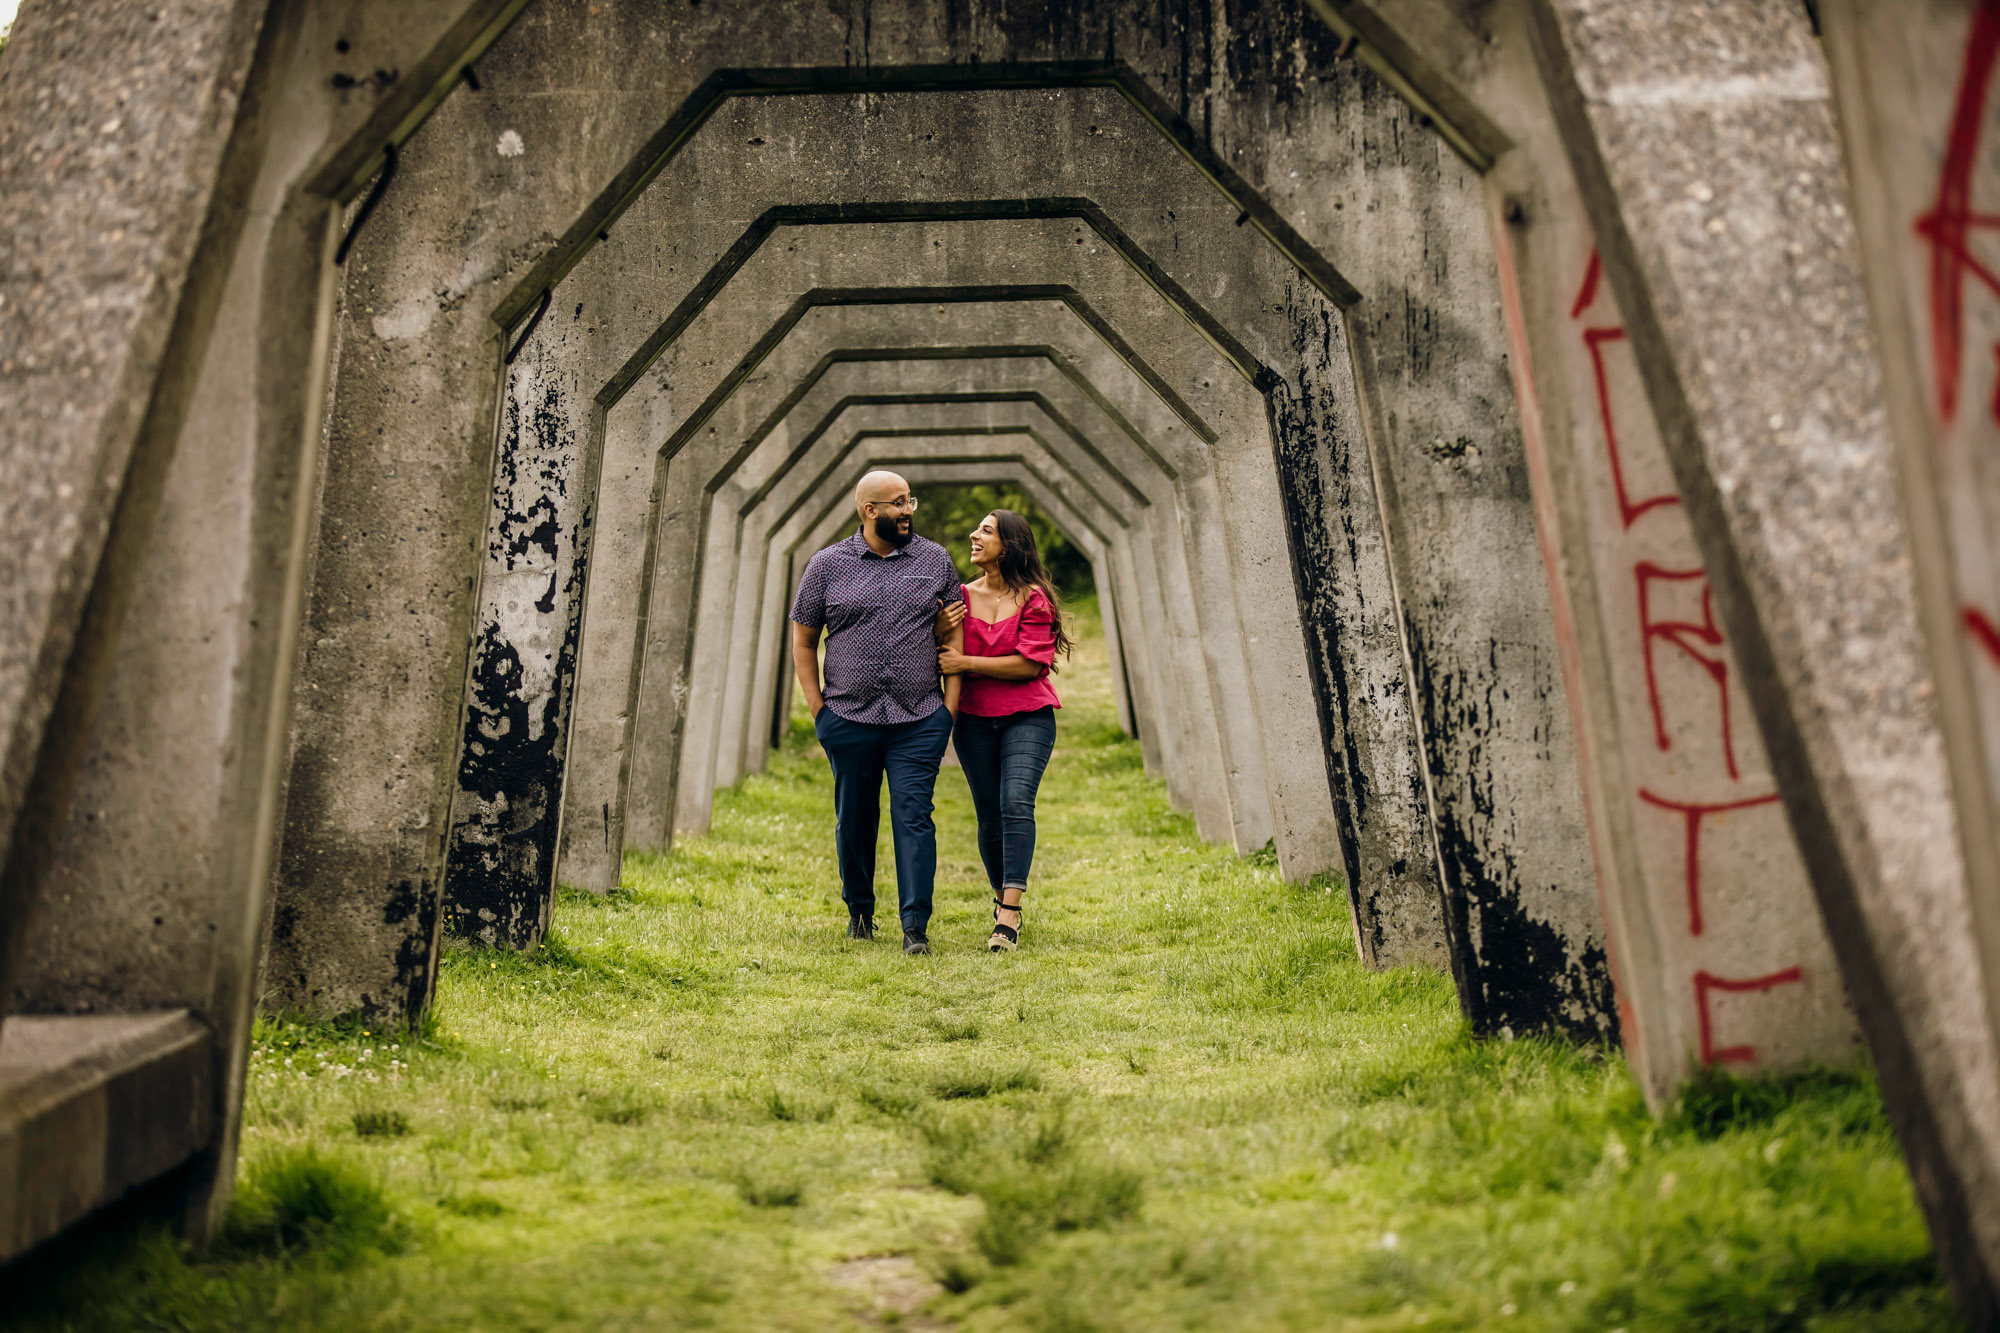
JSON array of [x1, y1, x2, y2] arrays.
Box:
[[1014, 591, 1057, 667]]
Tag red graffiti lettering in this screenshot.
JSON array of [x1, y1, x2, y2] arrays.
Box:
[[1917, 0, 2000, 425], [1636, 563, 1739, 779], [1968, 604, 2000, 667], [1694, 968, 1805, 1064], [1572, 249, 1680, 528], [1637, 789, 1783, 935]]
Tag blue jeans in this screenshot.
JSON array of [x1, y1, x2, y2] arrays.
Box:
[[953, 707, 1057, 891], [815, 703, 954, 931]]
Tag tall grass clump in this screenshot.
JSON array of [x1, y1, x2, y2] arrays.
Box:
[[224, 1146, 409, 1264], [924, 1106, 1143, 1267]]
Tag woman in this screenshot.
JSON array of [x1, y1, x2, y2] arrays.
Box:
[[937, 510, 1073, 952]]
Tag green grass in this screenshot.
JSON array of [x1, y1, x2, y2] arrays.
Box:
[[1, 598, 1959, 1330]]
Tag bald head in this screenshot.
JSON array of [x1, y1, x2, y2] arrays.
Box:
[[855, 470, 909, 517], [854, 470, 917, 551]]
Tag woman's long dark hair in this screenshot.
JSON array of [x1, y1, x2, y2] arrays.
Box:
[[989, 509, 1075, 668]]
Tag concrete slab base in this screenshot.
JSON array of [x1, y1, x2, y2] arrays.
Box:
[[0, 1012, 213, 1263]]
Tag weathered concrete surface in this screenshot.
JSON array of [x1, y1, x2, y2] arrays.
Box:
[[1818, 0, 2000, 1317], [263, 4, 544, 1018], [1516, 215, 1859, 1092], [1269, 291, 1451, 971], [468, 167, 1360, 941], [1372, 1, 1862, 1103], [0, 0, 267, 1019], [1, 0, 528, 1249], [1522, 0, 2000, 1316], [0, 1011, 211, 1261], [1324, 84, 1607, 1034], [1821, 0, 2000, 1059]]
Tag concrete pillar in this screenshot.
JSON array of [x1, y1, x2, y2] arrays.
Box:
[[1523, 0, 1998, 1314], [0, 0, 526, 1255], [260, 0, 678, 1017], [0, 0, 267, 1021], [1339, 0, 1864, 1104], [1322, 69, 1612, 1033], [1816, 0, 2000, 1317]]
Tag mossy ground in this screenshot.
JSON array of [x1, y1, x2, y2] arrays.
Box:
[[2, 602, 1960, 1330]]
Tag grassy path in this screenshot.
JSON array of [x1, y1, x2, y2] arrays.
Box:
[[7, 605, 1958, 1331]]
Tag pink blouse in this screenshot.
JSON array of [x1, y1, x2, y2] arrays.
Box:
[[958, 585, 1062, 717]]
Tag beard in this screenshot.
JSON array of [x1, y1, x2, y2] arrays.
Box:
[[872, 513, 914, 548]]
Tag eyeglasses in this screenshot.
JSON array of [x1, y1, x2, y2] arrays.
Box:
[[868, 494, 919, 512]]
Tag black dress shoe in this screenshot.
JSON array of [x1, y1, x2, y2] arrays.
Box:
[[902, 928, 932, 955], [847, 915, 875, 941]]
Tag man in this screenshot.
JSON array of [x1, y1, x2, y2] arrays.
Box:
[[790, 471, 962, 954]]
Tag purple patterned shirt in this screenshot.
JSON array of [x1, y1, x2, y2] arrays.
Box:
[[791, 530, 961, 725]]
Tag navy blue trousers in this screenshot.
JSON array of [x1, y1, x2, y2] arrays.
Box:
[[953, 706, 1057, 892], [815, 702, 954, 931]]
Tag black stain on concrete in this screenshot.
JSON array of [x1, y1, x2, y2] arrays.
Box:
[[1267, 346, 1367, 917], [443, 365, 585, 951], [1402, 614, 1619, 1044], [1271, 289, 1446, 970], [384, 877, 439, 1019]]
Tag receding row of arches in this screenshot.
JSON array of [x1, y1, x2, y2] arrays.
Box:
[[252, 72, 1620, 1066], [262, 69, 1612, 1063], [18, 1, 1987, 1306]]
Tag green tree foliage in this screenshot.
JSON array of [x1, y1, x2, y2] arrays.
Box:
[[908, 482, 1092, 595]]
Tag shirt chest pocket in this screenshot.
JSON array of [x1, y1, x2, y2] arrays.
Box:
[[826, 569, 938, 624], [884, 571, 944, 619]]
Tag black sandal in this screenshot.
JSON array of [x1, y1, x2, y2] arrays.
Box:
[[989, 889, 1023, 952]]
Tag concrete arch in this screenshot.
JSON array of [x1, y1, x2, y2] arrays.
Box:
[[282, 35, 1603, 1041], [430, 85, 1423, 955], [624, 335, 1216, 851], [539, 300, 1241, 902], [475, 216, 1354, 945], [608, 302, 1224, 844]]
